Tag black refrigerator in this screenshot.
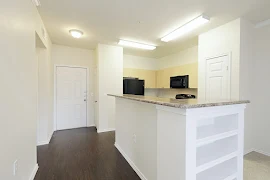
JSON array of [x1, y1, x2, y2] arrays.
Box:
[[123, 78, 145, 95]]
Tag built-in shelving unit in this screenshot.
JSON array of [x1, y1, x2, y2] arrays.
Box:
[[197, 114, 238, 140], [224, 174, 237, 180], [197, 157, 237, 180], [195, 114, 240, 180], [114, 93, 248, 180], [197, 130, 238, 147]]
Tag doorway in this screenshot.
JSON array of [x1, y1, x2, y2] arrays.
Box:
[[205, 54, 231, 101], [56, 66, 88, 130]]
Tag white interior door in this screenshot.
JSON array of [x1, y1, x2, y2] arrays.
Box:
[[56, 67, 87, 130], [206, 55, 230, 101]]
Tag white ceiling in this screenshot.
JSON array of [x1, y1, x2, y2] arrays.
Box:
[[38, 0, 270, 58]]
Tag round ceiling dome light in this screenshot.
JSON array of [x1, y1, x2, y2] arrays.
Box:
[[69, 29, 83, 38]]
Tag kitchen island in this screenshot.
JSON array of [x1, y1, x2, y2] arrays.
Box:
[[108, 94, 249, 180]]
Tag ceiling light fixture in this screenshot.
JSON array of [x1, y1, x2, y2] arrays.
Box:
[[161, 14, 210, 42], [32, 0, 41, 7], [118, 40, 156, 50], [69, 29, 84, 38]]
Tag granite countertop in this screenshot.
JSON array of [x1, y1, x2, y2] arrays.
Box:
[[108, 94, 250, 109]]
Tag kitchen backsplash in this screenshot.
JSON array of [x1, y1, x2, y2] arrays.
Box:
[[145, 88, 198, 99]]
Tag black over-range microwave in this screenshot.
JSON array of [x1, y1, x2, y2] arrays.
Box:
[[170, 75, 189, 88]]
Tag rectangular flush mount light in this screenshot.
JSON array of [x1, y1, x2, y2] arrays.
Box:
[[118, 40, 156, 50], [161, 14, 210, 42]]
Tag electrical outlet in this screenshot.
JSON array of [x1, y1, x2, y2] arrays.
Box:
[[13, 160, 18, 176], [133, 134, 137, 143]]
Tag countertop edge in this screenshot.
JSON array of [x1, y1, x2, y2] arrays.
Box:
[[108, 94, 250, 109]]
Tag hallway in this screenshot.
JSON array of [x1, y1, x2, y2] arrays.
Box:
[[34, 128, 140, 180]]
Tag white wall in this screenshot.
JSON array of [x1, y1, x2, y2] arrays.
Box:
[[35, 17, 54, 146], [96, 44, 123, 131], [94, 49, 99, 129], [115, 98, 157, 180], [198, 19, 241, 100], [37, 46, 54, 146], [124, 46, 198, 71], [0, 1, 52, 179], [52, 44, 95, 127], [123, 46, 198, 71], [124, 55, 158, 70], [157, 46, 198, 69], [198, 18, 255, 153], [239, 19, 255, 153], [252, 25, 270, 154]]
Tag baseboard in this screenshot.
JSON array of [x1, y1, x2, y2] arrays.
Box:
[[87, 124, 96, 127], [244, 148, 270, 157], [48, 130, 54, 143], [97, 128, 115, 133], [37, 131, 54, 146], [37, 140, 48, 146], [29, 164, 39, 180], [114, 143, 147, 180], [253, 149, 270, 157], [244, 148, 255, 155]]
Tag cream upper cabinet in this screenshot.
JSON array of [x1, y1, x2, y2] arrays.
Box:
[[156, 70, 164, 88], [157, 69, 170, 88], [123, 68, 130, 77], [140, 70, 156, 89], [169, 62, 198, 88], [123, 62, 198, 89], [123, 68, 156, 88], [156, 62, 198, 89]]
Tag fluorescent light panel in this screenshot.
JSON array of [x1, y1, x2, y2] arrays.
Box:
[[118, 40, 156, 50], [161, 14, 210, 42]]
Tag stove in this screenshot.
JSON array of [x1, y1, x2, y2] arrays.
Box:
[[175, 94, 196, 99]]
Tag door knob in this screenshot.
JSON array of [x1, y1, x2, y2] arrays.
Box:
[[84, 99, 87, 102]]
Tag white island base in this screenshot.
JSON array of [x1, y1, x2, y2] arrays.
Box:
[[113, 96, 248, 180]]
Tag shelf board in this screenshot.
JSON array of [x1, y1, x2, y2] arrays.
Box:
[[197, 130, 238, 147], [224, 173, 237, 180], [196, 152, 238, 174]]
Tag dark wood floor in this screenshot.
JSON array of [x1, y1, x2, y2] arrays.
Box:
[[35, 127, 140, 180]]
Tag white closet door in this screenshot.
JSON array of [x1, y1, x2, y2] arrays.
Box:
[[206, 55, 230, 101], [56, 67, 87, 130]]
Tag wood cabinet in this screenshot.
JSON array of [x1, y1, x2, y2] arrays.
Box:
[[156, 62, 198, 89], [124, 68, 156, 88], [156, 70, 164, 88], [124, 62, 198, 89], [156, 69, 170, 88]]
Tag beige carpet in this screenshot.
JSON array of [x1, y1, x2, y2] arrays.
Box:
[[244, 152, 270, 180]]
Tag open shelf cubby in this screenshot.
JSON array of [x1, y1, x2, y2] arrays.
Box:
[[197, 157, 237, 180], [197, 135, 238, 168], [197, 114, 238, 141]]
